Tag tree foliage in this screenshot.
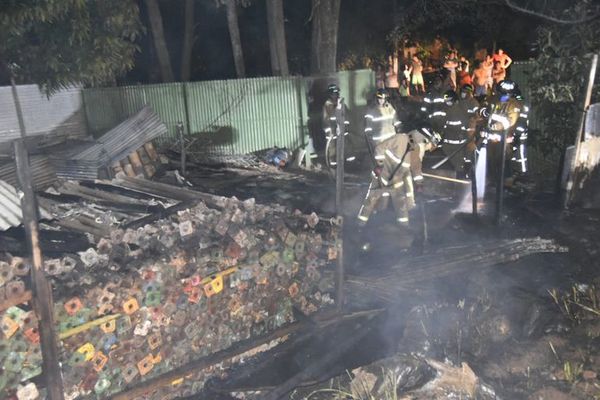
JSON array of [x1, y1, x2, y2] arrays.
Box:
[[526, 0, 600, 155], [0, 0, 142, 94]]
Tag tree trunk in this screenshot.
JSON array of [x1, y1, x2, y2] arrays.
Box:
[[310, 0, 341, 75], [181, 0, 195, 81], [145, 0, 175, 82], [266, 0, 289, 76], [225, 0, 246, 78], [311, 0, 341, 74]]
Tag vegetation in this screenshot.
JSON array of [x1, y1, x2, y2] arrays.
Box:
[[527, 1, 600, 158], [0, 0, 142, 94]]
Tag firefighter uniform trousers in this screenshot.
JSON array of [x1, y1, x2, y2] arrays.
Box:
[[323, 99, 355, 167], [358, 134, 415, 225]]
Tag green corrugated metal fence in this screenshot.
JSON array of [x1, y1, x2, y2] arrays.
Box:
[[82, 69, 376, 155]]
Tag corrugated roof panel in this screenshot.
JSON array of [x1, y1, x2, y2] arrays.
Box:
[[72, 106, 168, 165], [0, 84, 88, 145], [0, 180, 51, 231]]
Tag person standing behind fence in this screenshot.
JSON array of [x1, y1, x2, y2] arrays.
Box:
[[492, 61, 506, 85], [385, 55, 400, 100], [411, 55, 426, 95], [472, 61, 488, 98], [493, 49, 513, 70], [482, 54, 494, 92]]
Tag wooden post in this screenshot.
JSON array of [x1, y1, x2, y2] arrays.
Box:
[[495, 130, 507, 225], [334, 105, 345, 312], [177, 122, 187, 176], [471, 150, 478, 216], [564, 53, 598, 208], [11, 78, 65, 400]]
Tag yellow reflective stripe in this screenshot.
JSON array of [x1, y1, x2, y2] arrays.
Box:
[[385, 149, 402, 163]]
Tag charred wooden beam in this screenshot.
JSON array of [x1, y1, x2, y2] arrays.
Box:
[[262, 322, 373, 400], [125, 200, 197, 229], [109, 320, 308, 400]]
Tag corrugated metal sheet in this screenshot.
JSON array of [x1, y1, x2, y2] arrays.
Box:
[[585, 103, 600, 139], [0, 156, 58, 190], [0, 180, 52, 231], [71, 106, 168, 165], [0, 85, 88, 147], [187, 76, 305, 155], [81, 70, 376, 156], [83, 83, 186, 140]]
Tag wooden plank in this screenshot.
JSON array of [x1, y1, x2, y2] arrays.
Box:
[[0, 290, 32, 313], [14, 139, 65, 400], [128, 151, 146, 177], [144, 142, 160, 162]]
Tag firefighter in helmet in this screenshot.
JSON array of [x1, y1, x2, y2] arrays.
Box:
[[511, 87, 529, 175], [322, 84, 355, 169], [440, 90, 474, 176], [364, 89, 402, 147], [481, 80, 522, 182], [358, 90, 415, 227]]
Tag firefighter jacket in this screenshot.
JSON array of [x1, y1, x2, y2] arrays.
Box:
[[458, 96, 480, 149], [323, 98, 349, 139], [364, 101, 402, 146], [443, 102, 470, 145], [511, 99, 529, 173], [441, 102, 473, 171], [487, 97, 520, 139], [357, 133, 415, 226], [322, 98, 354, 168], [423, 89, 446, 135]]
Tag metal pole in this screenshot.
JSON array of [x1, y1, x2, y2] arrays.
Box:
[[564, 53, 598, 208], [177, 122, 186, 176], [334, 109, 345, 312], [495, 131, 507, 225], [11, 78, 65, 400], [471, 149, 478, 216]]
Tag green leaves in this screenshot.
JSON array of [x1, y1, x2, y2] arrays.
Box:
[[0, 0, 143, 95]]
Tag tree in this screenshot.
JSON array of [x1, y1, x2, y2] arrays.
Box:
[[0, 0, 142, 94], [145, 0, 175, 82], [266, 0, 289, 76], [181, 0, 195, 81], [218, 0, 246, 78], [310, 0, 341, 74], [524, 0, 600, 159]]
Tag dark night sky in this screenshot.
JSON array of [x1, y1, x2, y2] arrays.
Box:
[[121, 0, 540, 85]]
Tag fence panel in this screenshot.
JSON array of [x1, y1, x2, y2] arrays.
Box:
[[185, 77, 305, 155], [0, 85, 87, 148], [82, 70, 374, 155]]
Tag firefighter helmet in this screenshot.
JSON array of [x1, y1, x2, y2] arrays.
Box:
[[375, 88, 388, 99], [327, 84, 340, 95], [497, 80, 517, 95], [443, 90, 458, 104]]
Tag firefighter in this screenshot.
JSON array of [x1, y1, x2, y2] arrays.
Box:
[[458, 84, 480, 122], [358, 116, 415, 227], [481, 80, 522, 183], [364, 89, 402, 147], [322, 84, 355, 169], [422, 75, 447, 138], [511, 87, 529, 175], [440, 90, 473, 176]]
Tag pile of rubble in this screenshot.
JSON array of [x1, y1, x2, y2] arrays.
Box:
[[0, 185, 341, 399]]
